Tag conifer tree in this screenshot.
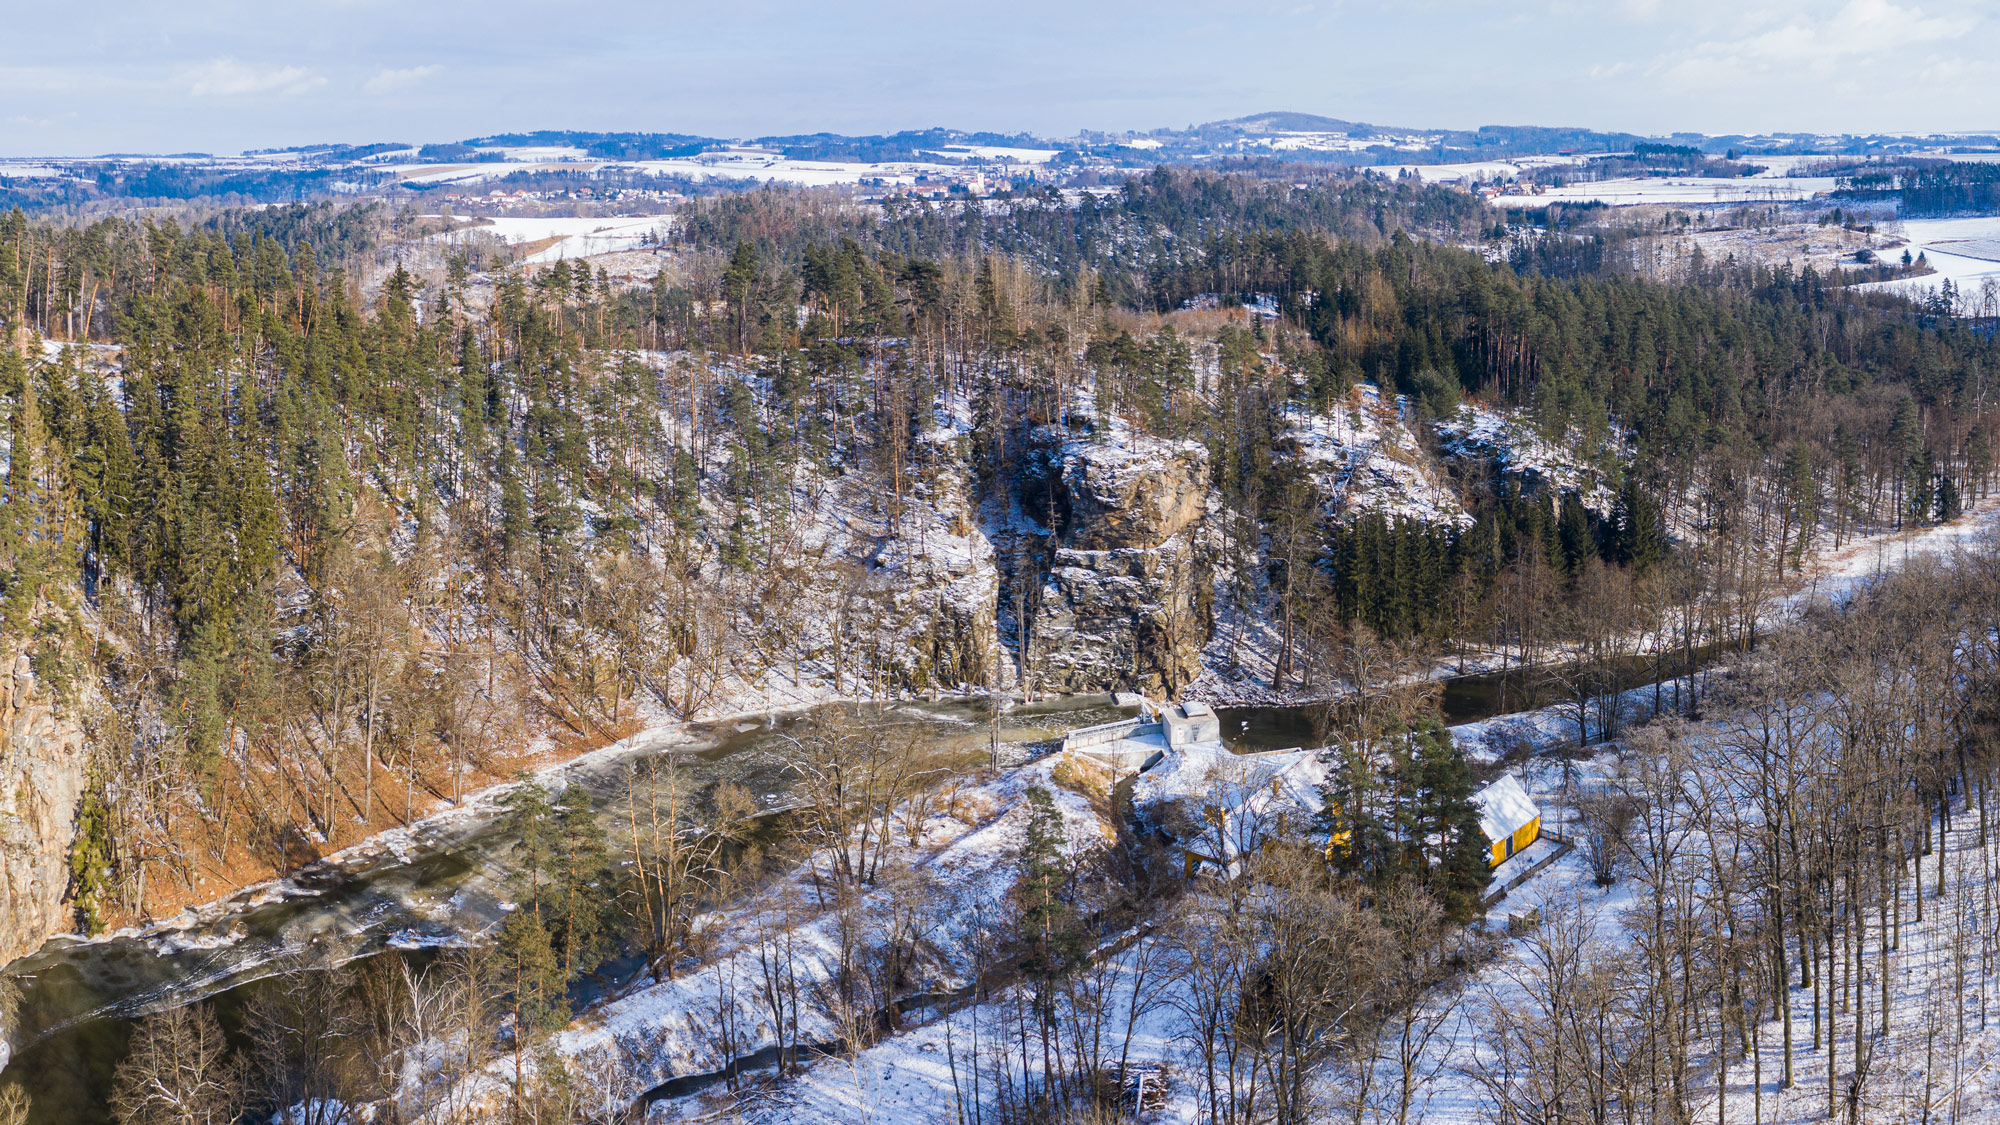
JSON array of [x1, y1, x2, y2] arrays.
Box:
[[1317, 740, 1395, 882], [1610, 477, 1664, 572], [550, 782, 614, 986], [1407, 723, 1491, 921]]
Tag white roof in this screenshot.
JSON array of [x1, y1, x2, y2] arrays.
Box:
[[1133, 744, 1326, 869], [1475, 775, 1539, 843]]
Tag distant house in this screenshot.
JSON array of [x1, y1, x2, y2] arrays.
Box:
[[1100, 705, 1543, 878], [1474, 775, 1541, 867], [1147, 745, 1325, 878]]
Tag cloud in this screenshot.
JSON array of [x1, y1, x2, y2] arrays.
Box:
[[186, 58, 325, 97], [364, 64, 441, 96], [1658, 0, 1978, 87]]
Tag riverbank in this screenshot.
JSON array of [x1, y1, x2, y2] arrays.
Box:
[[38, 497, 2000, 971], [7, 500, 1994, 1103]]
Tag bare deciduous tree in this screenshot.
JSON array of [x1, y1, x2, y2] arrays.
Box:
[[109, 1003, 244, 1125]]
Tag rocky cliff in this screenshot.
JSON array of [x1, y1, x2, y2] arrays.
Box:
[[1028, 434, 1212, 696], [0, 646, 88, 969], [851, 454, 1003, 693]]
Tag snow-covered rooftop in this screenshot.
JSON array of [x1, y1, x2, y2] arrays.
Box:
[[1474, 774, 1539, 843]]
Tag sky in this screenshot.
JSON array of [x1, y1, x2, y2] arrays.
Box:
[[3, 0, 1997, 156]]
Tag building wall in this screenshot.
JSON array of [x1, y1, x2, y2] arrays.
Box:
[[1487, 815, 1542, 867]]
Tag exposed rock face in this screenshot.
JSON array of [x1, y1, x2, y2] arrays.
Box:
[[1060, 440, 1208, 549], [1030, 435, 1212, 696], [0, 648, 88, 970], [847, 458, 1002, 694], [866, 547, 1001, 695]]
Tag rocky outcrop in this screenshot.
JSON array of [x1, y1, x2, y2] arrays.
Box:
[[1059, 440, 1208, 549], [853, 459, 1002, 694], [1029, 434, 1212, 696], [0, 647, 89, 969]]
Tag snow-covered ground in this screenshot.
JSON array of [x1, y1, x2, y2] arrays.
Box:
[[1787, 494, 2000, 609], [929, 145, 1061, 164], [1496, 177, 1838, 208], [430, 751, 1114, 1119], [1281, 385, 1471, 527], [1244, 130, 1439, 155], [1397, 731, 2000, 1124], [642, 932, 1185, 1124], [1375, 155, 1590, 185], [1854, 216, 2000, 307], [428, 214, 673, 263], [668, 657, 2000, 1125], [1435, 401, 1619, 516], [382, 148, 970, 190]]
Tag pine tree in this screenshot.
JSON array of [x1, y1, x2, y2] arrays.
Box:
[[69, 780, 116, 934], [549, 782, 614, 986], [502, 778, 559, 907], [1317, 741, 1395, 882], [1910, 455, 1937, 525], [497, 906, 566, 1034], [1015, 785, 1078, 983], [722, 241, 760, 352], [1936, 470, 1963, 523], [1557, 494, 1596, 575], [1014, 783, 1084, 1087], [1407, 723, 1491, 921], [1611, 477, 1664, 571]]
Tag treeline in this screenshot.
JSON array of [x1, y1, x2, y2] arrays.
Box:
[[674, 167, 1489, 309], [0, 203, 395, 342], [0, 166, 392, 216], [1838, 161, 2000, 217], [1327, 480, 1662, 644]]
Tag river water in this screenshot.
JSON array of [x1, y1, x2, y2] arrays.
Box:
[[0, 654, 1705, 1121]]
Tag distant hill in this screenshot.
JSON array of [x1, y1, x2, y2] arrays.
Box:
[[1208, 111, 1374, 135]]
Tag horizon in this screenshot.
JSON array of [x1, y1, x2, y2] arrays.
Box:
[[15, 114, 2000, 163], [5, 0, 1998, 157]]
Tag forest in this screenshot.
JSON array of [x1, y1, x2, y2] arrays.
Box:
[[1838, 162, 2000, 218], [4, 164, 2000, 1123]]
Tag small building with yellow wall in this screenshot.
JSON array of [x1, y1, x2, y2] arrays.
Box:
[[1474, 774, 1541, 867]]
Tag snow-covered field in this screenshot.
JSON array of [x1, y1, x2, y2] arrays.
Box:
[[1855, 216, 2000, 306], [382, 148, 967, 190], [1248, 131, 1437, 155], [1496, 177, 1839, 208], [928, 145, 1061, 164], [1377, 155, 1590, 185], [422, 215, 674, 263]]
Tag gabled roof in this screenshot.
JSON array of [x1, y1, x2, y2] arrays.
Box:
[[1475, 774, 1539, 843]]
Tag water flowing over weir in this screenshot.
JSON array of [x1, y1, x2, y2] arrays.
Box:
[[0, 651, 1729, 1122]]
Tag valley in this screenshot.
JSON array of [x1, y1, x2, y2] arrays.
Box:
[[6, 136, 2000, 1124]]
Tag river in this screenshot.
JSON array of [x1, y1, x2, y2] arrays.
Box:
[[0, 651, 1715, 1122]]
